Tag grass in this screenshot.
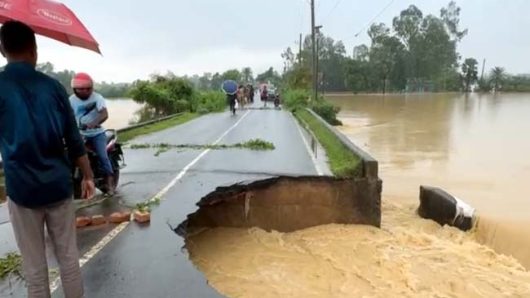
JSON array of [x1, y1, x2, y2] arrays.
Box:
[[130, 138, 275, 156], [294, 109, 361, 177], [134, 197, 161, 213], [0, 252, 22, 280], [119, 113, 199, 143]]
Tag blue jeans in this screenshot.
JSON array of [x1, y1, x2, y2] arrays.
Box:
[[86, 132, 114, 176]]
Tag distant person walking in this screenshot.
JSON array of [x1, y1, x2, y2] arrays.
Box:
[[0, 21, 95, 298], [237, 85, 246, 110], [261, 84, 268, 107], [248, 84, 255, 103], [227, 92, 237, 115]]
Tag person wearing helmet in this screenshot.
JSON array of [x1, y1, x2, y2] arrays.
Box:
[[69, 73, 116, 195]]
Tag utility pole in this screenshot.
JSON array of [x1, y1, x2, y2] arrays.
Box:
[[311, 0, 317, 102], [315, 25, 322, 96], [480, 58, 486, 81], [298, 33, 302, 66]]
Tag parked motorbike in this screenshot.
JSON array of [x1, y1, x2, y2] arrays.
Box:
[[72, 129, 124, 198]]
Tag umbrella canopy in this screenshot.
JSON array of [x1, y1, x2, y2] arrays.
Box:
[[222, 80, 238, 95], [0, 0, 100, 53]]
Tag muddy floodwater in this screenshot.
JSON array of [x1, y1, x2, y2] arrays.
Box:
[[329, 92, 530, 270], [104, 98, 143, 129], [187, 202, 530, 297], [186, 93, 530, 297]]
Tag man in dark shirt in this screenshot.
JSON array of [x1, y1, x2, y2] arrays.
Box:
[[0, 21, 95, 298]]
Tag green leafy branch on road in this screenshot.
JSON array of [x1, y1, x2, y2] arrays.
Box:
[[134, 197, 161, 213], [0, 252, 22, 280], [130, 138, 275, 156]]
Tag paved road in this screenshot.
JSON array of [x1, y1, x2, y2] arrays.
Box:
[[1, 104, 322, 297]]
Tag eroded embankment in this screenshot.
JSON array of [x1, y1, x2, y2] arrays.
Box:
[[178, 177, 530, 298]]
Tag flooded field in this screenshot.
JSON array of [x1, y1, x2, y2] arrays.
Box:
[[186, 92, 530, 297], [329, 92, 530, 269]]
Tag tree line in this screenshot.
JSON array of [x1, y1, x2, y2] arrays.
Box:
[[178, 67, 282, 91], [33, 62, 133, 98], [281, 1, 530, 94]]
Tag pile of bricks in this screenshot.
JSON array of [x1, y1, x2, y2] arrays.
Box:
[[76, 210, 151, 228]]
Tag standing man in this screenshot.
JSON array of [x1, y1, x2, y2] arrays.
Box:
[[261, 84, 268, 107], [248, 84, 255, 103], [69, 73, 115, 195], [0, 21, 95, 297]]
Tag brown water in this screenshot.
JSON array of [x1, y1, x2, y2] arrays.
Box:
[[188, 201, 530, 297], [328, 92, 530, 268], [104, 98, 144, 129], [186, 93, 530, 297]]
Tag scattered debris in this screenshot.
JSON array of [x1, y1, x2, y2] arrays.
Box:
[[0, 252, 22, 280], [418, 185, 475, 231], [130, 138, 275, 156]]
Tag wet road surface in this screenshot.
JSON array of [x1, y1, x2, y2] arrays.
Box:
[[0, 104, 322, 297]]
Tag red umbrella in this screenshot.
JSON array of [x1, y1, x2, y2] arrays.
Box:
[[0, 0, 100, 53]]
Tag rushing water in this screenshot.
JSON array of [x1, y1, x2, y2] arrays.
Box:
[[328, 92, 530, 269]]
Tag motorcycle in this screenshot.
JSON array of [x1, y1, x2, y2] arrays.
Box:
[[274, 94, 281, 108], [72, 129, 124, 198]]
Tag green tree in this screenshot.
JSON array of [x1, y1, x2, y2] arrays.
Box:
[[440, 1, 468, 41], [198, 72, 212, 90], [461, 58, 478, 92], [352, 44, 369, 61], [392, 5, 423, 49], [129, 76, 195, 115], [281, 47, 296, 73], [344, 58, 371, 93], [211, 72, 223, 91], [490, 67, 506, 92], [370, 33, 406, 93], [283, 65, 311, 90], [221, 69, 242, 82], [256, 67, 281, 86], [241, 67, 254, 83]]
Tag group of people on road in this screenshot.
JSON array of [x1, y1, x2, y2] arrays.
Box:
[[227, 83, 280, 115], [227, 83, 255, 115], [0, 21, 116, 297]]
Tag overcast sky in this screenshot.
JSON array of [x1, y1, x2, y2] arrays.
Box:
[[33, 0, 530, 82]]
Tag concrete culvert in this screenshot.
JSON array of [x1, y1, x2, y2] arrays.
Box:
[[177, 176, 382, 236], [418, 185, 475, 231]]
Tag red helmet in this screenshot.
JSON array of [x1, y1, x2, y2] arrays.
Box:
[[71, 72, 93, 89]]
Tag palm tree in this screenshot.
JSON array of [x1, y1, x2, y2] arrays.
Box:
[[490, 67, 505, 92], [241, 67, 253, 84], [461, 58, 478, 92]]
